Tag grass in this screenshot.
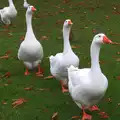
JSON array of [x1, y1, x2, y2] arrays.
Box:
[[0, 0, 120, 119]]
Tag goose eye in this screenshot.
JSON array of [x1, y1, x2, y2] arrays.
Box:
[[98, 35, 101, 38]]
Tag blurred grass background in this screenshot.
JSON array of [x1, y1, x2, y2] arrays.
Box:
[[0, 0, 120, 119]]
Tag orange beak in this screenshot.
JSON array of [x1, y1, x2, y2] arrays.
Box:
[[103, 36, 112, 44], [68, 20, 73, 25], [32, 6, 36, 12]]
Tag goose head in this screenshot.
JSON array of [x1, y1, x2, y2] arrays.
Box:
[[93, 33, 112, 45], [27, 6, 36, 14], [63, 19, 73, 28]]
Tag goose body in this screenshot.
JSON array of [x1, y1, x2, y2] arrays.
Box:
[[0, 0, 17, 25], [49, 19, 79, 92], [68, 33, 112, 120], [18, 6, 43, 75]]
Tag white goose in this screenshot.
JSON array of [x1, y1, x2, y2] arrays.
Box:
[[68, 33, 112, 120], [49, 19, 79, 93], [18, 6, 43, 76], [23, 0, 30, 9], [0, 0, 17, 25]]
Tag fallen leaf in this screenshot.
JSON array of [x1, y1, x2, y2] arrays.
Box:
[[52, 112, 58, 120], [117, 52, 120, 55], [40, 36, 49, 40], [20, 36, 25, 41], [116, 58, 120, 62], [106, 97, 112, 103], [117, 76, 120, 80], [24, 87, 33, 91], [72, 116, 80, 119], [44, 75, 54, 79], [71, 45, 80, 49], [2, 100, 7, 105], [4, 72, 11, 78], [37, 88, 50, 91], [105, 15, 110, 20], [12, 98, 27, 108], [0, 54, 9, 59]]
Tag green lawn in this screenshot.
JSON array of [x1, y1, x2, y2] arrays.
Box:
[[0, 0, 120, 120]]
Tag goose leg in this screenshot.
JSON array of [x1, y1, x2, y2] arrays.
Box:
[[60, 80, 68, 93], [82, 106, 92, 120], [89, 105, 100, 111], [24, 68, 30, 76], [36, 64, 43, 76]]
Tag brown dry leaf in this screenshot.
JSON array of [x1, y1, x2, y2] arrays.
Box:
[[52, 112, 58, 120], [2, 100, 7, 105], [40, 36, 48, 40], [72, 116, 80, 119], [106, 97, 112, 103], [44, 75, 54, 79], [24, 87, 33, 91], [71, 45, 80, 49], [116, 58, 120, 62], [99, 60, 105, 65], [117, 52, 120, 55], [12, 98, 27, 108], [38, 88, 50, 91], [0, 54, 9, 59], [20, 36, 25, 41]]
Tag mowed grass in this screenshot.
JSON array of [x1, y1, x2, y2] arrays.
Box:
[[0, 0, 120, 120]]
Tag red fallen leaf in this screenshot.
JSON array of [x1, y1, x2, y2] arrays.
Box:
[[116, 76, 120, 80], [4, 72, 11, 78], [12, 98, 27, 108], [20, 36, 25, 41], [24, 87, 33, 91], [51, 112, 58, 120], [5, 50, 11, 55], [44, 75, 54, 79], [89, 7, 95, 12], [2, 100, 7, 105], [40, 36, 48, 40], [72, 116, 80, 119]]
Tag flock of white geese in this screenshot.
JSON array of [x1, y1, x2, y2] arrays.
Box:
[[0, 0, 114, 120]]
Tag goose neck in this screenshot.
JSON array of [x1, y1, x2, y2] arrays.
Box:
[[63, 27, 72, 53], [90, 41, 101, 72], [8, 0, 14, 7], [26, 13, 34, 34]]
